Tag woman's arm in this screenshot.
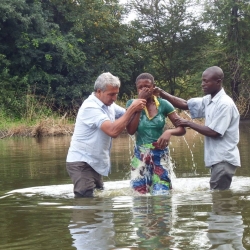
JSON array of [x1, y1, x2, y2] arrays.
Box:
[[126, 111, 141, 135], [156, 112, 186, 149], [125, 88, 151, 135]]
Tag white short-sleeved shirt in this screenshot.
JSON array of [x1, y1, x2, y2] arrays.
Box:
[[66, 93, 126, 176], [187, 88, 241, 167]]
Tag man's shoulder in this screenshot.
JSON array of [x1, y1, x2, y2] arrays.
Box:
[[77, 97, 104, 118], [217, 92, 235, 106], [215, 93, 239, 115], [81, 95, 100, 108]]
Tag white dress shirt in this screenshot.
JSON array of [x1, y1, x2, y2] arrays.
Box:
[[187, 88, 241, 167], [66, 93, 125, 176]]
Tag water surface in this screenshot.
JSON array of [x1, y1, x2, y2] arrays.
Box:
[[1, 121, 250, 250]]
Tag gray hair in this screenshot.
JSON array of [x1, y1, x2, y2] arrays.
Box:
[[94, 72, 121, 92]]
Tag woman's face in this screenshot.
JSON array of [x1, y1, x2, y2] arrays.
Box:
[[136, 79, 154, 98]]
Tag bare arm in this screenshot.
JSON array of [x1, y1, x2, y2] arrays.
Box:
[[126, 88, 152, 135], [126, 112, 141, 135], [155, 88, 218, 137], [156, 112, 186, 149], [175, 118, 220, 137], [154, 87, 189, 110], [101, 99, 146, 138]]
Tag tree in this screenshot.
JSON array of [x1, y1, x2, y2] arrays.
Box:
[[67, 0, 145, 98], [203, 0, 250, 117], [0, 0, 86, 116], [128, 0, 211, 98]]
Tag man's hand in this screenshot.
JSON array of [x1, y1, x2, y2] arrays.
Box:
[[175, 117, 190, 127], [153, 88, 189, 110], [153, 87, 162, 97], [138, 87, 152, 100], [175, 117, 220, 137], [130, 99, 147, 112]]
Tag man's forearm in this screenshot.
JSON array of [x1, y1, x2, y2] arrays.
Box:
[[101, 103, 142, 138], [159, 89, 189, 110], [110, 105, 138, 136], [187, 121, 220, 137]]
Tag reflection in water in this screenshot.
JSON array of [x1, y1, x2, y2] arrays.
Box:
[[68, 199, 115, 250], [68, 195, 175, 250], [207, 191, 245, 249], [5, 177, 250, 250], [130, 196, 174, 249]]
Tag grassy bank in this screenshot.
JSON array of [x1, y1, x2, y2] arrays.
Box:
[[0, 115, 75, 139], [0, 108, 203, 139], [2, 88, 247, 139]]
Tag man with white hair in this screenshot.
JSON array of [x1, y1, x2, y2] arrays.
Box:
[[66, 72, 147, 197]]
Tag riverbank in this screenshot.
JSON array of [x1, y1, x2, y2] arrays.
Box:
[[0, 117, 74, 139], [0, 111, 204, 139], [5, 117, 249, 139]]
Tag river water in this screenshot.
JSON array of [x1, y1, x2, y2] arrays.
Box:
[[0, 121, 250, 250]]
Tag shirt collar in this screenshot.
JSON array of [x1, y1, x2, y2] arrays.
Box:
[[209, 88, 226, 103], [90, 92, 107, 108], [144, 95, 160, 120], [211, 88, 226, 102]]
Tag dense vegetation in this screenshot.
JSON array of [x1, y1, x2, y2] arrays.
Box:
[[1, 0, 250, 129]]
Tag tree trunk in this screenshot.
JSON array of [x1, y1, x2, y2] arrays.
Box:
[[228, 2, 241, 101]]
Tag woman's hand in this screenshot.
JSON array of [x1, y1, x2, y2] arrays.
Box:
[[138, 87, 152, 100], [156, 131, 171, 149]]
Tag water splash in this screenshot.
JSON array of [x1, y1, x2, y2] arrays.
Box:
[[4, 176, 250, 199], [181, 135, 197, 174], [183, 110, 191, 119], [172, 110, 204, 175]]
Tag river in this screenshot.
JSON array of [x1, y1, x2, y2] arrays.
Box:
[[0, 121, 250, 249]]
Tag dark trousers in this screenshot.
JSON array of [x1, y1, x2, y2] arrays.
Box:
[[66, 161, 103, 198], [210, 162, 237, 190]]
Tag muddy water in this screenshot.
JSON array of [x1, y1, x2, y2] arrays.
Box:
[[0, 121, 250, 250]]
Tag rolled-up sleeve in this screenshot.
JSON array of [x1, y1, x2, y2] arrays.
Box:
[[187, 97, 205, 119], [114, 103, 126, 119]]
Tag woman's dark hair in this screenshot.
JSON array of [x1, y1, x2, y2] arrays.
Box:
[[135, 73, 154, 85]]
